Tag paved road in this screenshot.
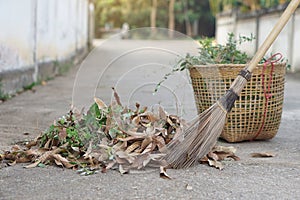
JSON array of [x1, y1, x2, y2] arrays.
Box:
[[1, 39, 300, 200]]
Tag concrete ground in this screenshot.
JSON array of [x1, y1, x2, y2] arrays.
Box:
[[0, 39, 300, 200]]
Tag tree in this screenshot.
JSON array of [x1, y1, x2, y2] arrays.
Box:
[[168, 0, 176, 38], [94, 0, 215, 38], [151, 0, 158, 28]]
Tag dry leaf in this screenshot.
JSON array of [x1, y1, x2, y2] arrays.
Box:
[[44, 138, 52, 149], [25, 140, 37, 149], [207, 159, 224, 170], [140, 137, 152, 151], [52, 154, 74, 169], [125, 141, 141, 153], [24, 147, 63, 168], [251, 152, 275, 158], [153, 136, 165, 151], [94, 97, 107, 109], [112, 87, 122, 106], [129, 153, 150, 169], [213, 146, 236, 154], [39, 80, 46, 86], [103, 160, 117, 172], [119, 164, 128, 174], [8, 160, 17, 166], [25, 160, 41, 168], [58, 128, 67, 141], [158, 106, 167, 120], [83, 141, 93, 159], [207, 152, 219, 161], [0, 154, 4, 161], [16, 157, 32, 163], [159, 166, 172, 179], [186, 184, 193, 191], [11, 145, 21, 152]]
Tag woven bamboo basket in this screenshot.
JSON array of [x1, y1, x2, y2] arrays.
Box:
[[189, 63, 286, 142]]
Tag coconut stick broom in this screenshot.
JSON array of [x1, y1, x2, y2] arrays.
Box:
[[164, 0, 300, 169]]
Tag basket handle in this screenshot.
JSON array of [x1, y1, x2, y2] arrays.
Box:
[[246, 0, 300, 73]]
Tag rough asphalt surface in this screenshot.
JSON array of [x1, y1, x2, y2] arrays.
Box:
[[1, 39, 300, 200]]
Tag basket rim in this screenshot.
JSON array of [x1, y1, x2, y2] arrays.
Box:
[[190, 62, 286, 68]]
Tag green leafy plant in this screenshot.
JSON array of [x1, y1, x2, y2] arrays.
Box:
[[155, 33, 255, 92], [181, 32, 255, 67], [39, 103, 108, 150], [0, 81, 10, 101]]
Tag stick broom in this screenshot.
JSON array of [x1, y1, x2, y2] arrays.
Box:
[[164, 0, 300, 169]]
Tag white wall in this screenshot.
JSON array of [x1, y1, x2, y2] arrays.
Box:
[[235, 18, 257, 56], [216, 7, 300, 72], [0, 0, 90, 74], [293, 8, 300, 70], [0, 0, 35, 71]]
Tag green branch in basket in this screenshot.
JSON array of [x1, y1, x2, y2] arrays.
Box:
[[155, 33, 255, 93]]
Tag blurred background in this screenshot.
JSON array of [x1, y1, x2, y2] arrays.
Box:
[[0, 0, 298, 99]]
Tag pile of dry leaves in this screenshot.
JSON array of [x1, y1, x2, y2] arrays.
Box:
[[0, 90, 239, 177]]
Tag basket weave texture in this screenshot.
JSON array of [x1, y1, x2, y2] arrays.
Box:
[[189, 63, 286, 142]]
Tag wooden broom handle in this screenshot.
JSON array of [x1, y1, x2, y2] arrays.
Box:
[[247, 0, 300, 73]]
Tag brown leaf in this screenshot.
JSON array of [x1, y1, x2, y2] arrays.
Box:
[[112, 87, 122, 106], [140, 137, 152, 151], [207, 159, 224, 170], [11, 145, 21, 152], [25, 140, 37, 149], [0, 154, 4, 161], [44, 138, 52, 149], [115, 155, 129, 165], [211, 146, 240, 161], [132, 116, 140, 126], [117, 135, 145, 142], [8, 160, 17, 166], [16, 157, 32, 163], [119, 164, 129, 174], [153, 136, 166, 151], [186, 184, 193, 191], [250, 152, 275, 158], [24, 146, 64, 168], [83, 141, 93, 159], [127, 153, 151, 169], [158, 106, 167, 120], [159, 166, 172, 180], [125, 141, 141, 153], [94, 97, 107, 109], [52, 154, 74, 169], [103, 160, 117, 172], [207, 152, 219, 161], [218, 152, 240, 161], [25, 160, 41, 168], [213, 146, 237, 154], [199, 155, 208, 163], [58, 128, 67, 141], [141, 143, 155, 154]]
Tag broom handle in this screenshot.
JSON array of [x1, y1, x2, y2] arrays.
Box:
[[247, 0, 300, 73]]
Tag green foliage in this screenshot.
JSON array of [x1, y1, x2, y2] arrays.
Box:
[[198, 32, 255, 64], [177, 32, 255, 70], [155, 33, 255, 92], [23, 82, 36, 91], [209, 0, 290, 14], [0, 81, 10, 101], [94, 0, 215, 37], [39, 103, 109, 150]]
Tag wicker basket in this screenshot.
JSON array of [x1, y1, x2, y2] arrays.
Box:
[[189, 63, 286, 142]]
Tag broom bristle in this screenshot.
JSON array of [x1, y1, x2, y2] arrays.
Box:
[[164, 102, 227, 169], [163, 75, 248, 169]]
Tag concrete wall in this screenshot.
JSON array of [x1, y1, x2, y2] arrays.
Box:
[[0, 0, 92, 94], [216, 6, 300, 72]]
